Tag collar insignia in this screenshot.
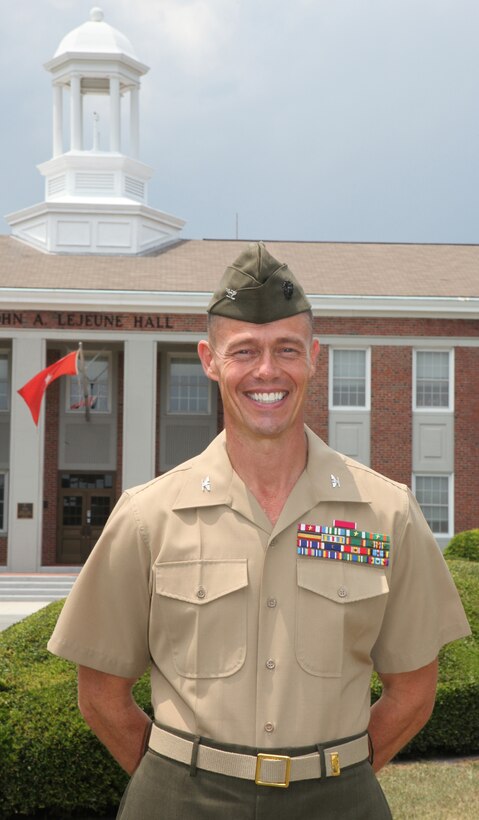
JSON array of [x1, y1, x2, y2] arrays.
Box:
[[330, 474, 341, 488], [201, 476, 211, 492]]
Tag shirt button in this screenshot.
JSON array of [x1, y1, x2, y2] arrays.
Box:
[[265, 659, 276, 670], [267, 598, 277, 608], [196, 586, 206, 599], [270, 538, 277, 547], [264, 722, 275, 733], [337, 586, 348, 599]]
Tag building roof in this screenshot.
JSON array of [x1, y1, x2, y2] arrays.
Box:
[[0, 236, 478, 299]]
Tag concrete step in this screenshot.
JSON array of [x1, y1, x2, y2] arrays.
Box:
[[0, 574, 77, 601]]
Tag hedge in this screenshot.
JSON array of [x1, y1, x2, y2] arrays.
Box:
[[0, 559, 477, 818], [444, 529, 479, 562]]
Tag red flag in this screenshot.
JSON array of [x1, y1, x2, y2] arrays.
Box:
[[18, 350, 78, 425]]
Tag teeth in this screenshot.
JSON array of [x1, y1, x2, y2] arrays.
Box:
[[248, 392, 286, 404]]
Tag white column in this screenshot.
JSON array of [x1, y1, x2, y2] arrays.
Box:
[[53, 84, 63, 157], [110, 76, 121, 152], [122, 339, 156, 489], [70, 74, 82, 150], [8, 338, 45, 572], [130, 86, 140, 159]]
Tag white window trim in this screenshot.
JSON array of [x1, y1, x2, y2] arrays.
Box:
[[166, 351, 211, 416], [0, 470, 8, 533], [0, 349, 10, 413], [66, 350, 113, 415], [328, 347, 371, 411], [413, 473, 454, 539], [413, 349, 454, 413]]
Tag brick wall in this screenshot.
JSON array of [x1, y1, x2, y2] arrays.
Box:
[[371, 346, 412, 486], [305, 339, 329, 443], [454, 347, 479, 531]]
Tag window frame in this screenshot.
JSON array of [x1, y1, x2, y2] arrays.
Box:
[[413, 349, 454, 412], [413, 473, 454, 538], [0, 350, 10, 413], [166, 352, 211, 416], [0, 470, 8, 533], [329, 347, 371, 411], [66, 350, 112, 415]]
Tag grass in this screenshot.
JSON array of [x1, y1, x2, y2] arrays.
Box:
[[377, 759, 479, 819]]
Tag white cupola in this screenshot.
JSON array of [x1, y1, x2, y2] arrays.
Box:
[[6, 7, 185, 255]]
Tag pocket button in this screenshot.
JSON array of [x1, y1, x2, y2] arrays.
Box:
[[196, 586, 207, 599], [337, 586, 348, 599]]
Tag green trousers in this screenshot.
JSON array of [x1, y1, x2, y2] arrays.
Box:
[[117, 750, 392, 820]]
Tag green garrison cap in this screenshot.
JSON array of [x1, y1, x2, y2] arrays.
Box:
[[207, 242, 312, 324]]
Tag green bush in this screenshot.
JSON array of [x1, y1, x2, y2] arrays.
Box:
[[371, 559, 479, 757], [444, 529, 479, 562], [0, 559, 476, 817], [0, 602, 152, 819]]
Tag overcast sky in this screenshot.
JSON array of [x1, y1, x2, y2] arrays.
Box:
[[1, 0, 479, 244]]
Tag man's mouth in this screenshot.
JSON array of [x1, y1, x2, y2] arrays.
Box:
[[246, 391, 287, 404]]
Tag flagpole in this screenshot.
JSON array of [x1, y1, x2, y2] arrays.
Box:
[[78, 343, 91, 423]]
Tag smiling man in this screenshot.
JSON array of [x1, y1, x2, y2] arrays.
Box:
[[48, 242, 470, 820]]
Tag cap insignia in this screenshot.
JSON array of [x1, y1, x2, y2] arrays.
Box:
[[225, 288, 237, 301], [282, 280, 294, 300]]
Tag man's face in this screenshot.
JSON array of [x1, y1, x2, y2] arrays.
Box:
[[198, 314, 319, 442]]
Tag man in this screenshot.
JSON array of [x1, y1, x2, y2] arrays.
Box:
[[48, 242, 470, 819]]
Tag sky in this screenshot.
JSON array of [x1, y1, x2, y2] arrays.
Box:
[[1, 0, 479, 244]]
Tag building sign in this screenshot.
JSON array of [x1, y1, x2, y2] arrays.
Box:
[[17, 503, 34, 519], [0, 311, 180, 331]]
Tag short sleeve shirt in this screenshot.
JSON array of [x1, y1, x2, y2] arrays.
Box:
[[48, 428, 470, 748]]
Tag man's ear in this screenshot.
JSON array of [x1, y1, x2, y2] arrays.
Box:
[[309, 338, 320, 374], [197, 340, 219, 382]]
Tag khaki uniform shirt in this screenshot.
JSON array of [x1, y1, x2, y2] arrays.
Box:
[[48, 428, 470, 748]]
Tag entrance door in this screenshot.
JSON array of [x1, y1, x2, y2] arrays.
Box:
[[58, 473, 115, 564]]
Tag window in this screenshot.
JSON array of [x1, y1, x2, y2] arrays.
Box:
[[167, 355, 210, 414], [414, 475, 451, 535], [68, 353, 111, 413], [0, 353, 9, 412], [330, 349, 370, 409], [0, 472, 7, 531], [415, 351, 452, 410]]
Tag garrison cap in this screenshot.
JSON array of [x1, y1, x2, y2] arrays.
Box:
[[207, 242, 312, 324]]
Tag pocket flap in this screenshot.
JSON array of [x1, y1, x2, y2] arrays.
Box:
[[155, 559, 248, 604], [297, 558, 389, 603]]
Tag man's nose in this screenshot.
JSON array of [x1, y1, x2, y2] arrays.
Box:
[[253, 349, 278, 378]]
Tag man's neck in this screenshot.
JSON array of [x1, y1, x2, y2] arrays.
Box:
[[225, 424, 308, 525]]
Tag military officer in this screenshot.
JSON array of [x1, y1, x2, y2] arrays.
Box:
[[48, 242, 470, 819]]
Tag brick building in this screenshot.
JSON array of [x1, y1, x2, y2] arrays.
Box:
[[0, 10, 478, 572]]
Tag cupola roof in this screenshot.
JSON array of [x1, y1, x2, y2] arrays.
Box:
[[53, 7, 137, 60]]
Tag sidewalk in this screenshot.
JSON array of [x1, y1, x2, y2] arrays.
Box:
[[0, 573, 77, 631]]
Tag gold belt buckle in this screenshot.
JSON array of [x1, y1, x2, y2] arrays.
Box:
[[255, 753, 291, 788]]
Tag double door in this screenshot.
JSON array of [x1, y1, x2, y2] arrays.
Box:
[[58, 473, 115, 564]]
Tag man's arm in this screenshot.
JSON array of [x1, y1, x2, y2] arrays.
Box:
[[78, 665, 152, 775], [368, 657, 438, 772]]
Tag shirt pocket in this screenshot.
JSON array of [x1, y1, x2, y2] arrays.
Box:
[[153, 559, 248, 679], [295, 558, 389, 678]]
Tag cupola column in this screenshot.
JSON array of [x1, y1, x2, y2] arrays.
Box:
[[52, 84, 63, 157], [130, 85, 140, 158], [110, 76, 121, 152], [70, 74, 83, 150]]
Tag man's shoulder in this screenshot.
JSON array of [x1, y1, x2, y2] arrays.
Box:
[[306, 427, 410, 502], [123, 431, 226, 504]]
